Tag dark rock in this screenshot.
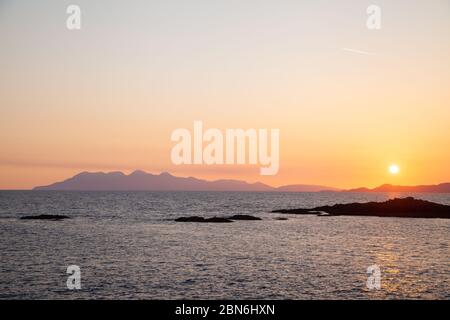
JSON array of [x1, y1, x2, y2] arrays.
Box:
[[20, 214, 70, 221], [272, 208, 318, 215], [174, 216, 204, 222], [272, 197, 450, 219], [274, 217, 288, 221], [174, 216, 233, 223], [227, 215, 262, 221], [207, 217, 233, 223]]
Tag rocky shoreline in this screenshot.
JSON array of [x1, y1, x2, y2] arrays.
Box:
[[272, 197, 450, 219]]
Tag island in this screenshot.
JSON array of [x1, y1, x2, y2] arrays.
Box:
[[272, 197, 450, 219]]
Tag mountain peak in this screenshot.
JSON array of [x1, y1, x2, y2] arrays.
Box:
[[129, 170, 147, 176]]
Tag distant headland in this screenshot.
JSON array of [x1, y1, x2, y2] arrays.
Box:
[[346, 183, 450, 193]]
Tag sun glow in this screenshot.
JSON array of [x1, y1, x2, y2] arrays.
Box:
[[389, 164, 400, 175]]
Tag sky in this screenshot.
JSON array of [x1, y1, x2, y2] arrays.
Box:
[[1, 0, 449, 189]]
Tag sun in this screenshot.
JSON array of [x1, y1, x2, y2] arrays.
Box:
[[389, 164, 400, 175]]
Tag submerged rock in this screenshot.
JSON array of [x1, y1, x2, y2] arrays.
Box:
[[20, 214, 70, 221], [272, 197, 450, 219], [175, 214, 262, 223], [227, 215, 262, 221], [175, 216, 233, 223]]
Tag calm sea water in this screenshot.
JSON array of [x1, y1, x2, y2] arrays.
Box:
[[0, 191, 448, 299]]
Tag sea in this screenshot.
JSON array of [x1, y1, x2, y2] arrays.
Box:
[[0, 191, 448, 299]]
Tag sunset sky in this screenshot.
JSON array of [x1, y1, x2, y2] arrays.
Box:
[[1, 0, 449, 189]]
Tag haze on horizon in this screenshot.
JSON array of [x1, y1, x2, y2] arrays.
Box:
[[1, 0, 449, 190]]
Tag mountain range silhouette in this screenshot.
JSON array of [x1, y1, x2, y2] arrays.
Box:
[[32, 170, 337, 191], [32, 170, 450, 192]]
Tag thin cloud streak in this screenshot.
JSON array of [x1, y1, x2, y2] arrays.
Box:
[[341, 48, 377, 56]]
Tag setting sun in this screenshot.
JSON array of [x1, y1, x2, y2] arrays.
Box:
[[389, 164, 400, 175]]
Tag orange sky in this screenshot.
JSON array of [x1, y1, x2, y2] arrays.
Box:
[[0, 0, 449, 189]]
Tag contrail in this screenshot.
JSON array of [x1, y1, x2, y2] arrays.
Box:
[[341, 48, 376, 56]]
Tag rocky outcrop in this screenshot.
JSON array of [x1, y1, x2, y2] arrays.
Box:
[[20, 214, 70, 221], [272, 197, 450, 219], [174, 214, 262, 223], [227, 215, 262, 221], [174, 216, 233, 223]]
